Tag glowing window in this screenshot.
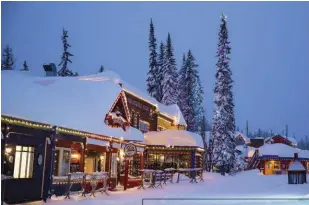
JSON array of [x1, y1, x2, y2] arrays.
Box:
[[13, 145, 35, 178]]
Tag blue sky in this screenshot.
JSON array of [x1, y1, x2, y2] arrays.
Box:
[[2, 2, 309, 139]]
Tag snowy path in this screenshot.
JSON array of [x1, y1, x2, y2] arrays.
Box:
[[24, 170, 309, 205]]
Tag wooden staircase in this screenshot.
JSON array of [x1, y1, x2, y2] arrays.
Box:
[[245, 150, 259, 170]]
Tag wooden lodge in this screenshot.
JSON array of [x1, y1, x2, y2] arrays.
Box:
[[245, 143, 309, 175], [1, 70, 203, 204]]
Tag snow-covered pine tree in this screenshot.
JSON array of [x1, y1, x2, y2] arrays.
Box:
[[183, 50, 204, 133], [156, 41, 165, 102], [58, 28, 74, 76], [1, 45, 16, 70], [162, 33, 178, 105], [178, 53, 189, 121], [21, 60, 29, 71], [147, 19, 161, 102], [211, 13, 236, 174], [99, 65, 104, 73], [195, 76, 205, 133]]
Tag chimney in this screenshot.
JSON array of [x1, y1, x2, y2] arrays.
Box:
[[43, 63, 57, 77], [294, 153, 298, 160]]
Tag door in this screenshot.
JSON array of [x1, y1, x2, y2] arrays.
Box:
[[3, 132, 47, 204]]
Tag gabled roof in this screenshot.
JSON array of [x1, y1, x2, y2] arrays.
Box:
[[265, 135, 297, 146], [288, 160, 306, 171], [234, 132, 250, 143], [83, 70, 187, 126], [1, 71, 144, 142]]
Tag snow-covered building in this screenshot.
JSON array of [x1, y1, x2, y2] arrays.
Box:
[[246, 143, 309, 175], [287, 153, 307, 184], [1, 70, 203, 203], [264, 135, 297, 147], [234, 132, 250, 146], [144, 130, 204, 170]]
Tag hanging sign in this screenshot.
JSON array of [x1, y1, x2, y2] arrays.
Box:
[[124, 142, 137, 157]]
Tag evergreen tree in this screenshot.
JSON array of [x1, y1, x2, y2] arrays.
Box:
[[99, 65, 104, 73], [178, 53, 189, 123], [58, 28, 74, 76], [179, 50, 203, 132], [200, 115, 208, 170], [211, 13, 236, 174], [162, 33, 178, 105], [21, 60, 29, 71], [156, 42, 165, 102], [1, 45, 16, 70], [147, 19, 161, 102]]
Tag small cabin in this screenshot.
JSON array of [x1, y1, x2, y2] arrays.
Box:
[[288, 153, 307, 184]]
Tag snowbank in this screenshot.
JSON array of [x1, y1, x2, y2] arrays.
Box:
[[144, 130, 204, 148], [258, 144, 309, 158], [1, 71, 144, 142]]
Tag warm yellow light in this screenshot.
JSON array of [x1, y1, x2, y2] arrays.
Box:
[[71, 153, 80, 159], [5, 147, 12, 154]]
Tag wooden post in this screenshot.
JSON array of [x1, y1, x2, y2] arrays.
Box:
[[124, 159, 129, 191], [80, 137, 87, 173], [140, 152, 144, 171]]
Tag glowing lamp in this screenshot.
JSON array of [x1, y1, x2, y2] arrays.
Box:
[[5, 147, 12, 154]]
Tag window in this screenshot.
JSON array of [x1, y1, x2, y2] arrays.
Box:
[[267, 162, 271, 168], [53, 147, 71, 176], [99, 153, 106, 172], [4, 144, 35, 179], [139, 120, 149, 133], [274, 161, 280, 169], [111, 153, 118, 178]]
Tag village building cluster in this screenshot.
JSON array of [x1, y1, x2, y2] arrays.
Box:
[[1, 67, 308, 204]]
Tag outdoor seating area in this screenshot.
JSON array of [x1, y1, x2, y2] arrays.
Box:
[[51, 172, 109, 198], [137, 168, 204, 190]]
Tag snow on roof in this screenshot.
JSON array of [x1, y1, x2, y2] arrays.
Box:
[[288, 160, 306, 171], [234, 132, 250, 142], [83, 70, 187, 126], [258, 143, 309, 159], [1, 71, 144, 142], [264, 135, 297, 146], [144, 130, 204, 148], [236, 145, 257, 158]]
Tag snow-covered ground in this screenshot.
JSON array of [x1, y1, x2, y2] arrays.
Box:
[[22, 170, 309, 205]]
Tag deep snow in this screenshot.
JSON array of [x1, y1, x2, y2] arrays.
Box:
[[21, 170, 309, 205]]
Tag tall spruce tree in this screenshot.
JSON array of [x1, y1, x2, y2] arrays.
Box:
[[1, 45, 16, 70], [211, 13, 236, 174], [58, 28, 74, 76], [162, 33, 178, 105], [147, 19, 161, 101], [178, 53, 189, 122], [156, 42, 165, 102], [21, 60, 29, 71]]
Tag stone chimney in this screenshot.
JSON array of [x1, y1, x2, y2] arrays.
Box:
[[294, 153, 298, 160], [43, 63, 57, 77]]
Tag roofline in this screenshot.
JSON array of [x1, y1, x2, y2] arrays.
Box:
[[1, 115, 144, 147], [123, 89, 185, 125]]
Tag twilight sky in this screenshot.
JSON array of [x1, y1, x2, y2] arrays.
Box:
[[1, 2, 309, 140]]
